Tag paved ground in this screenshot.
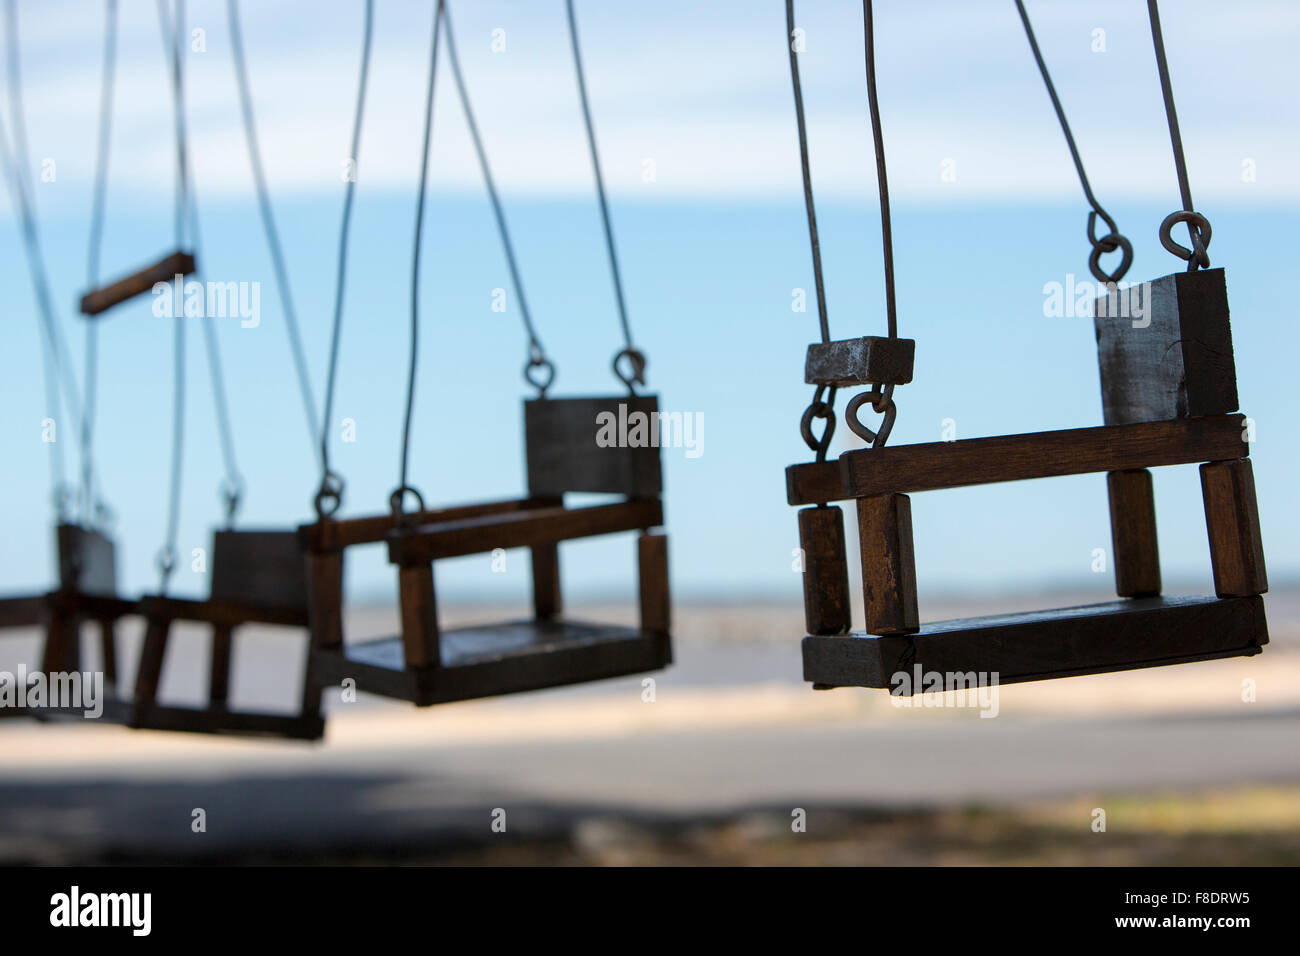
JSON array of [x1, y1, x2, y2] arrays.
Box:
[[1, 590, 1297, 863]]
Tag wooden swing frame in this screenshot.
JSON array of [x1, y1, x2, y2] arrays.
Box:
[[299, 396, 672, 708], [789, 268, 1268, 693]]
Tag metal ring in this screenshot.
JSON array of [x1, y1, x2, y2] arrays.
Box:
[[846, 389, 896, 448], [1086, 210, 1133, 285], [523, 355, 556, 397], [313, 470, 344, 519], [1159, 210, 1212, 270], [388, 485, 426, 522], [612, 347, 647, 393], [156, 545, 176, 580], [219, 476, 244, 525]]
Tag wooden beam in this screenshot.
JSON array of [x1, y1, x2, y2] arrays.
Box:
[[299, 497, 553, 552], [1201, 459, 1268, 597], [804, 336, 915, 387], [79, 250, 196, 316], [1107, 469, 1161, 597], [531, 544, 562, 621], [387, 499, 663, 566], [797, 506, 851, 636], [856, 494, 919, 635], [786, 459, 843, 507], [398, 564, 440, 668], [836, 415, 1249, 500], [803, 595, 1267, 692], [638, 534, 671, 635]]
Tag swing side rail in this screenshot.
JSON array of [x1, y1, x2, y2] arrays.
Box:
[[79, 250, 196, 317]]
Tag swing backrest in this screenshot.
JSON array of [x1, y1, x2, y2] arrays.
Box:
[[210, 530, 309, 612], [56, 524, 117, 596], [524, 396, 663, 498]]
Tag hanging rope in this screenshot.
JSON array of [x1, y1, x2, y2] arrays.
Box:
[[1015, 0, 1131, 286], [785, 0, 836, 463], [315, 0, 374, 519], [443, 3, 555, 396], [83, 0, 119, 528], [1147, 0, 1210, 271], [1, 0, 85, 518], [565, 0, 646, 394], [391, 0, 445, 519], [227, 0, 322, 454]]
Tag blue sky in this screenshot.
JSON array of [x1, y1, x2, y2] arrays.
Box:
[[2, 1, 1297, 605]]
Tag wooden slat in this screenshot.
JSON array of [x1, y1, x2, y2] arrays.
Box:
[[98, 619, 118, 686], [638, 534, 671, 635], [525, 396, 663, 497], [786, 459, 843, 507], [0, 595, 46, 628], [531, 544, 562, 621], [208, 625, 233, 706], [1201, 459, 1268, 597], [856, 494, 919, 635], [56, 523, 117, 595], [137, 595, 307, 628], [803, 595, 1267, 691], [79, 250, 196, 316], [299, 497, 553, 551], [1107, 469, 1161, 597], [398, 564, 439, 668], [387, 499, 663, 566], [797, 506, 850, 636], [306, 550, 344, 650], [835, 415, 1249, 501], [805, 336, 915, 387], [210, 529, 308, 611], [133, 617, 171, 707]]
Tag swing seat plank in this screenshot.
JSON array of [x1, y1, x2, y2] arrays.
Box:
[[79, 250, 196, 316], [311, 618, 671, 707], [802, 594, 1266, 693], [300, 496, 556, 551], [787, 414, 1250, 506], [386, 499, 663, 566], [130, 703, 324, 740], [137, 595, 308, 628]]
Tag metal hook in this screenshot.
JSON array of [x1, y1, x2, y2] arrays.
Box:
[[524, 354, 556, 398], [313, 470, 344, 520], [1159, 210, 1212, 271], [1086, 210, 1133, 285], [612, 347, 647, 394], [799, 384, 837, 462], [846, 387, 896, 448], [388, 484, 426, 525]]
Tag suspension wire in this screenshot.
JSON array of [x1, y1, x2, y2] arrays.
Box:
[[564, 0, 645, 392], [785, 0, 829, 346], [2, 0, 85, 517], [227, 0, 321, 456], [83, 0, 119, 527], [1014, 0, 1131, 286], [443, 3, 554, 395], [1146, 0, 1210, 270], [393, 0, 445, 516], [863, 0, 895, 341], [785, 0, 836, 462], [315, 0, 374, 518]]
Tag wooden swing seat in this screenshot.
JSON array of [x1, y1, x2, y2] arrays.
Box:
[[791, 269, 1268, 693], [79, 250, 196, 317], [301, 396, 672, 708], [130, 529, 324, 739], [2, 525, 139, 722]]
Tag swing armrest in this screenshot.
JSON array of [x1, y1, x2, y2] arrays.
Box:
[[300, 496, 560, 552], [387, 498, 663, 566], [0, 595, 47, 628], [139, 595, 308, 628]]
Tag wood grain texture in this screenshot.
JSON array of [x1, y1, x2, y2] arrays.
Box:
[[797, 506, 851, 635], [1201, 458, 1268, 597], [803, 595, 1267, 692], [837, 415, 1249, 500], [638, 533, 671, 635], [525, 396, 663, 497], [786, 459, 843, 506], [387, 499, 663, 566], [856, 494, 919, 635], [79, 250, 196, 316], [1095, 267, 1237, 424], [1107, 469, 1161, 597], [804, 336, 915, 387]]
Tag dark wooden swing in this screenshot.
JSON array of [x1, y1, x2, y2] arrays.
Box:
[[0, 525, 136, 720], [130, 530, 324, 738], [299, 1, 671, 710], [785, 0, 1265, 693]]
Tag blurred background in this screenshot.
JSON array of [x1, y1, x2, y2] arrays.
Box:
[[0, 0, 1297, 865]]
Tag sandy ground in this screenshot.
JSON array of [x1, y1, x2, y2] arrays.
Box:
[[1, 588, 1297, 864]]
